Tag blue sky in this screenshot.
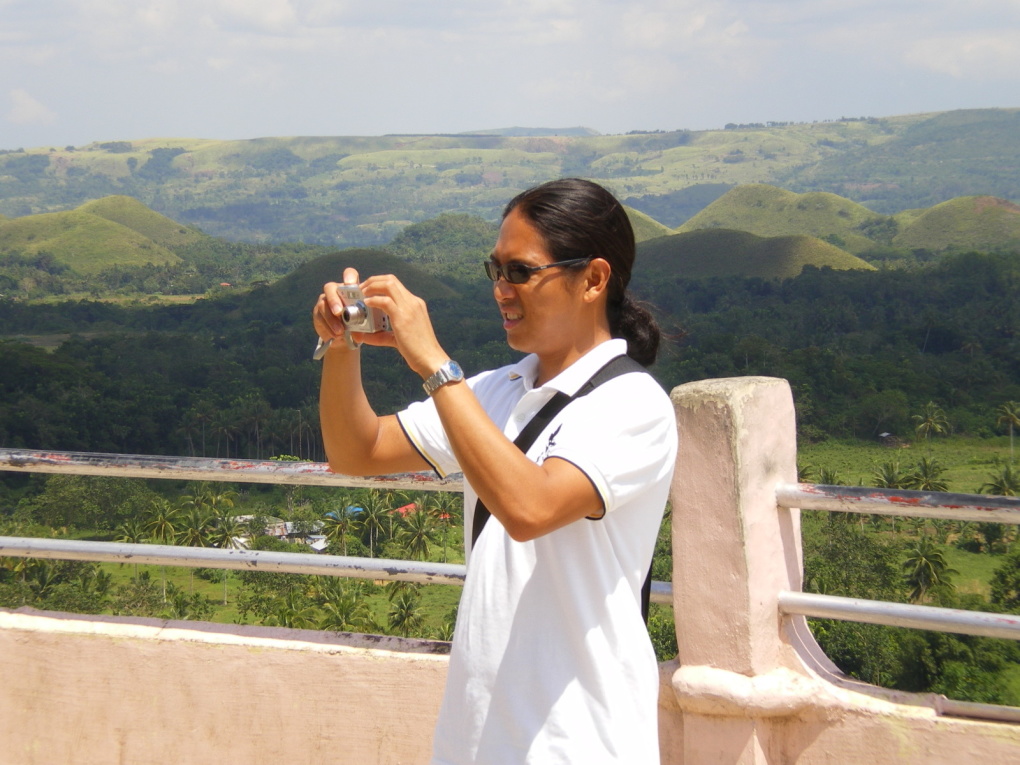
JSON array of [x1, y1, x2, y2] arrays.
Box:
[[2, 0, 1019, 149]]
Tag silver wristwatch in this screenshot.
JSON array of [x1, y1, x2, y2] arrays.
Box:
[[422, 360, 464, 396]]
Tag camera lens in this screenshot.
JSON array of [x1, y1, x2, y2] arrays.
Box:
[[341, 302, 366, 326]]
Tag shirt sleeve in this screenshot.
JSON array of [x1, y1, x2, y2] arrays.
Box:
[[540, 374, 678, 516], [395, 370, 498, 478]]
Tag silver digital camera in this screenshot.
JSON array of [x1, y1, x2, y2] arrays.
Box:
[[338, 285, 391, 334]]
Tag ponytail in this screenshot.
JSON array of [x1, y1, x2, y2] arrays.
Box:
[[609, 294, 660, 367]]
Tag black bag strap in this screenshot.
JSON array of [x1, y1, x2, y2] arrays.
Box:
[[470, 353, 655, 621]]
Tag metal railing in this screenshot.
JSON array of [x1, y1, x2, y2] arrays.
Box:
[[0, 448, 673, 605], [776, 483, 1020, 642], [2, 450, 1016, 630]]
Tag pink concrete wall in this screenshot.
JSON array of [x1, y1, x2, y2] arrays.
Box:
[[0, 609, 448, 765]]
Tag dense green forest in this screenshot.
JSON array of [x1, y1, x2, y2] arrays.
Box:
[[1, 246, 1016, 455]]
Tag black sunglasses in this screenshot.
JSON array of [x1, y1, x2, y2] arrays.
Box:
[[484, 257, 592, 284]]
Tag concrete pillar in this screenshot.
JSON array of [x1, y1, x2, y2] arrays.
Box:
[[669, 376, 803, 763]]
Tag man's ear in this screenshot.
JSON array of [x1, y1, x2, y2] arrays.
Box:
[[583, 258, 612, 303]]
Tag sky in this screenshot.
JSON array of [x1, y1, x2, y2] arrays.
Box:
[[2, 0, 1019, 150]]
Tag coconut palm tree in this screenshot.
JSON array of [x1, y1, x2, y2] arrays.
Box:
[[207, 513, 245, 604], [356, 491, 388, 558], [144, 498, 179, 601], [321, 499, 358, 556], [177, 506, 213, 548], [145, 499, 179, 545], [996, 401, 1020, 463], [872, 461, 909, 489], [388, 587, 425, 638], [816, 467, 844, 486], [979, 464, 1020, 497], [317, 578, 372, 633], [399, 507, 436, 561], [211, 413, 238, 458], [913, 401, 950, 454], [906, 457, 949, 492], [424, 492, 459, 563], [266, 590, 319, 629], [902, 536, 958, 603], [114, 518, 148, 578]]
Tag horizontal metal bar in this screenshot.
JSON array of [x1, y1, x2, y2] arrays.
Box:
[[0, 448, 464, 492], [0, 536, 467, 586], [777, 483, 1020, 525], [779, 590, 1020, 642], [0, 536, 674, 605]]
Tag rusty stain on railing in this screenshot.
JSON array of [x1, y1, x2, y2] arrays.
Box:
[[0, 448, 464, 492], [776, 483, 1020, 525]]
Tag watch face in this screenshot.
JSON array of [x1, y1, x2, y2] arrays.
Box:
[[448, 361, 463, 379]]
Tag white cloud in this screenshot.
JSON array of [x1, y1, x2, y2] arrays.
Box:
[[7, 88, 56, 125], [906, 31, 1020, 79], [1, 0, 1018, 147]]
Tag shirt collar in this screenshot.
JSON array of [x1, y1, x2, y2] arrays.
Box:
[[506, 338, 629, 396]]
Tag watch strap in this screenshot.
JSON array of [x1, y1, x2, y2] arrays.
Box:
[[422, 360, 463, 396]]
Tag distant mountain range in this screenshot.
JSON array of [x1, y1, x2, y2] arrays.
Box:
[[1, 108, 1018, 249]]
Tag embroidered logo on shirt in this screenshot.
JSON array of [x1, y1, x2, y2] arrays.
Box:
[[538, 424, 563, 462]]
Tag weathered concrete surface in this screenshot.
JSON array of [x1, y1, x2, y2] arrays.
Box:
[[0, 609, 448, 765], [667, 376, 1020, 764]]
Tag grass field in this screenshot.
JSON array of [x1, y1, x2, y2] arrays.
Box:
[[799, 435, 1014, 494]]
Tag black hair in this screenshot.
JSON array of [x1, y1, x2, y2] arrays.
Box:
[[503, 178, 660, 367]]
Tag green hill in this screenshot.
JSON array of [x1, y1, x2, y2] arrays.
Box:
[[626, 206, 674, 243], [893, 196, 1020, 252], [636, 228, 876, 280], [0, 207, 182, 274], [675, 184, 887, 254], [78, 195, 207, 250]]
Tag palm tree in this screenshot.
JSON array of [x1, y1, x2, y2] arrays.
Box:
[[383, 489, 412, 544], [913, 401, 950, 454], [207, 513, 245, 604], [144, 498, 179, 601], [816, 467, 844, 486], [177, 506, 213, 548], [995, 402, 1020, 462], [211, 413, 237, 458], [906, 457, 949, 492], [234, 393, 273, 459], [424, 492, 459, 563], [872, 461, 909, 489], [321, 499, 357, 556], [266, 590, 319, 629], [187, 401, 217, 457], [114, 518, 148, 578], [388, 587, 425, 638], [399, 507, 436, 561], [176, 505, 213, 592], [356, 491, 388, 558], [317, 578, 372, 633], [901, 536, 958, 603], [145, 499, 179, 545], [979, 464, 1020, 497]]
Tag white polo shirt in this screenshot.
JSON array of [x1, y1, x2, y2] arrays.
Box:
[[397, 338, 678, 765]]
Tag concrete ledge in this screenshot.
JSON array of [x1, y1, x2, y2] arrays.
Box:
[[0, 608, 449, 765]]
